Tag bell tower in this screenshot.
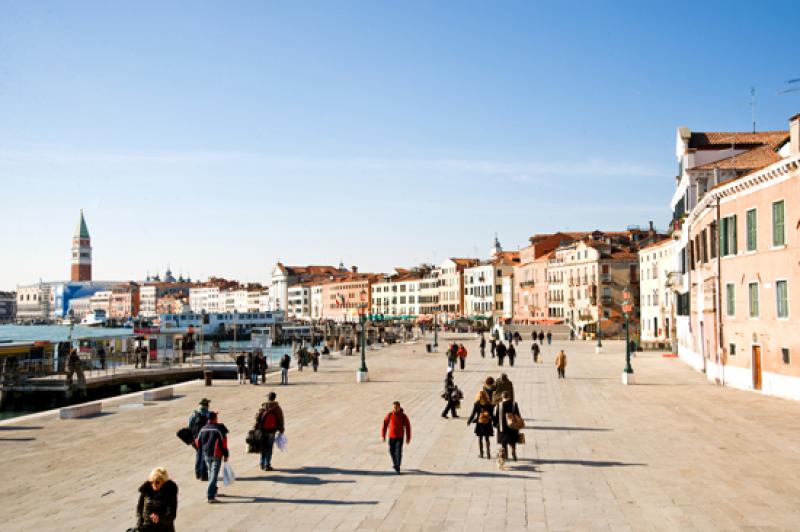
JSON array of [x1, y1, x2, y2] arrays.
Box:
[[70, 210, 92, 282]]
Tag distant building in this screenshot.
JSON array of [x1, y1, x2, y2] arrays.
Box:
[[0, 291, 16, 323], [463, 247, 519, 321], [319, 271, 383, 322], [371, 266, 432, 319], [437, 258, 479, 319], [638, 237, 676, 348], [71, 210, 92, 282], [269, 263, 343, 312]]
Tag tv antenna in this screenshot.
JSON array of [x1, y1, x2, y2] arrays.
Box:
[[750, 86, 756, 133]]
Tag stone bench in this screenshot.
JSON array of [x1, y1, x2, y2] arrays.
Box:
[[60, 401, 102, 419], [143, 387, 174, 401]]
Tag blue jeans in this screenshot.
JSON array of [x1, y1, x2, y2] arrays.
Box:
[[388, 438, 403, 470], [281, 368, 288, 384], [205, 456, 222, 500], [195, 447, 207, 479], [260, 432, 276, 468], [250, 372, 259, 384]]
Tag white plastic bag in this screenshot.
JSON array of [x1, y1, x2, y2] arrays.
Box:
[[223, 462, 235, 486], [276, 432, 288, 452]]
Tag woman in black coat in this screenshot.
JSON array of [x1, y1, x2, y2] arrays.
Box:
[[466, 390, 495, 459], [494, 391, 521, 462], [507, 343, 516, 366], [135, 467, 178, 532]]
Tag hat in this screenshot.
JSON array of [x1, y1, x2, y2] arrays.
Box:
[[199, 398, 210, 406]]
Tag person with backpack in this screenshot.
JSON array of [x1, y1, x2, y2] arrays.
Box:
[[189, 399, 212, 481], [195, 411, 229, 503], [496, 341, 507, 366], [495, 391, 521, 464], [441, 370, 462, 418], [456, 343, 468, 370], [531, 341, 540, 363], [467, 390, 495, 459], [381, 401, 411, 473], [279, 354, 290, 385], [255, 392, 285, 471], [236, 353, 246, 384]]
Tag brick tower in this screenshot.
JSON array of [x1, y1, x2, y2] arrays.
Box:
[[70, 210, 92, 282]]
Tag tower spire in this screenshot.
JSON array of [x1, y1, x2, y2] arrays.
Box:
[[71, 210, 92, 282]]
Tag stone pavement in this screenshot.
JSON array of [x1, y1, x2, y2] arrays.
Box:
[[1, 335, 799, 531]]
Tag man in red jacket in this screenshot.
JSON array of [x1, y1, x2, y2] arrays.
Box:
[[381, 401, 411, 473]]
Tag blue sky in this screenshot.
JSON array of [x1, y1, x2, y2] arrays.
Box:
[[1, 1, 798, 290]]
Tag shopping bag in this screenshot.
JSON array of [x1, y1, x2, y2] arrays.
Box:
[[223, 462, 235, 486], [276, 432, 288, 452]]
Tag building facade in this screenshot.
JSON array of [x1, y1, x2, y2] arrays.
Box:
[[0, 291, 17, 323], [638, 238, 676, 348]]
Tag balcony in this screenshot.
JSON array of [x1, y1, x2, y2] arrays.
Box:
[[520, 280, 536, 288], [568, 298, 575, 307], [601, 295, 612, 304], [600, 274, 611, 283]]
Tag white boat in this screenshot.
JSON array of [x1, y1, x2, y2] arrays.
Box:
[[81, 309, 107, 327], [159, 310, 285, 335]]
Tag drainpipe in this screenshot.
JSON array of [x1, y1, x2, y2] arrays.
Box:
[[715, 195, 725, 386]]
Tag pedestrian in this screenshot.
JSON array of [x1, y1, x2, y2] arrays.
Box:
[[496, 341, 507, 366], [441, 370, 461, 418], [494, 373, 514, 404], [133, 466, 178, 532], [479, 335, 486, 358], [295, 348, 304, 372], [483, 376, 497, 405], [569, 328, 575, 341], [65, 348, 86, 387], [514, 331, 521, 346], [531, 330, 537, 342], [555, 349, 567, 379], [257, 351, 267, 383], [236, 353, 246, 384], [507, 343, 516, 367], [321, 345, 330, 356], [495, 391, 521, 464], [195, 411, 229, 503], [189, 398, 212, 481], [547, 331, 552, 345], [98, 344, 106, 370], [134, 345, 141, 368], [538, 331, 544, 344], [457, 343, 468, 370], [381, 400, 412, 473], [490, 338, 497, 358], [311, 349, 320, 372], [531, 341, 540, 363], [140, 346, 149, 368], [249, 351, 259, 385], [255, 392, 285, 471], [279, 353, 290, 385], [467, 390, 495, 459], [447, 343, 458, 371]]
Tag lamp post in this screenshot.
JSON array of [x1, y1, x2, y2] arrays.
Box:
[[433, 311, 438, 350], [622, 286, 634, 385], [357, 289, 369, 382], [596, 303, 603, 353]]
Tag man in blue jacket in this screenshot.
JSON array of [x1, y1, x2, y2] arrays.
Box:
[[195, 411, 230, 503]]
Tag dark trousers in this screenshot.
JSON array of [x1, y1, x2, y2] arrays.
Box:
[[195, 447, 208, 479], [498, 356, 504, 366], [260, 432, 276, 468], [388, 438, 403, 470], [557, 368, 565, 378], [480, 346, 485, 358], [508, 356, 515, 367], [459, 357, 465, 370], [441, 400, 457, 418]]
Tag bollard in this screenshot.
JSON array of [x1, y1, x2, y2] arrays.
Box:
[[203, 370, 213, 386], [426, 344, 432, 353]]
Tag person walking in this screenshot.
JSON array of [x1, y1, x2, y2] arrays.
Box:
[[381, 401, 411, 473], [134, 466, 178, 532], [495, 391, 521, 464], [479, 335, 486, 358], [483, 376, 497, 405], [531, 330, 537, 342], [538, 331, 544, 344], [546, 331, 552, 345], [134, 345, 141, 369], [494, 373, 514, 404], [507, 343, 516, 367], [257, 351, 267, 383], [189, 398, 212, 481], [249, 352, 260, 385], [311, 349, 320, 372], [531, 341, 540, 364], [496, 341, 507, 366], [97, 344, 107, 370], [555, 350, 567, 379], [467, 390, 495, 459], [489, 338, 497, 358], [441, 370, 462, 418], [447, 343, 458, 371], [236, 353, 246, 384], [457, 343, 468, 371], [255, 392, 285, 471], [65, 348, 86, 387], [279, 353, 290, 385], [195, 411, 229, 503], [140, 346, 149, 369]]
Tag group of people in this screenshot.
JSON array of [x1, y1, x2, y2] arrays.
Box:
[[133, 345, 149, 369], [446, 342, 469, 370], [235, 350, 268, 385]]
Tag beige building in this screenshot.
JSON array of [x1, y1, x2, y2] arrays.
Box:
[[437, 258, 478, 319], [638, 238, 676, 348]]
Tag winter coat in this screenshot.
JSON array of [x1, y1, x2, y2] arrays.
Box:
[[280, 355, 291, 369], [196, 422, 229, 460], [457, 346, 467, 359], [494, 377, 514, 403], [496, 343, 507, 358], [555, 352, 567, 370], [467, 401, 495, 437], [495, 399, 521, 445], [256, 401, 285, 434], [381, 409, 411, 442], [135, 479, 178, 532], [507, 345, 516, 360]]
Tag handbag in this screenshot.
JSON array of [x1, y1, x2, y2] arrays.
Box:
[[176, 427, 193, 446], [245, 429, 262, 453], [506, 412, 525, 430], [517, 432, 526, 445]]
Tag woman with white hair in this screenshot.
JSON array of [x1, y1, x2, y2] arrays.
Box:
[[133, 467, 178, 531]]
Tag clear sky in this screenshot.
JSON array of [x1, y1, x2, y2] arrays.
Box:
[[1, 1, 798, 290]]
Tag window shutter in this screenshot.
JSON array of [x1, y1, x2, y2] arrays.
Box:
[[730, 215, 737, 255]]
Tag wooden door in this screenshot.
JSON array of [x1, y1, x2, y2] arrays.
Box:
[[752, 345, 762, 391]]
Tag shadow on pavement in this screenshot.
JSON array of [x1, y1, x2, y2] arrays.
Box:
[[0, 425, 43, 431], [215, 494, 377, 505], [236, 475, 355, 485], [0, 437, 36, 442], [279, 466, 536, 480], [524, 458, 645, 467], [523, 426, 611, 432]]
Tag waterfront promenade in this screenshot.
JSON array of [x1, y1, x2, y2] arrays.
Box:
[[1, 336, 799, 531]]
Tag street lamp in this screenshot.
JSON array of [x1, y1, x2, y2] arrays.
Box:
[[622, 286, 635, 385], [596, 302, 603, 353], [433, 311, 438, 349], [357, 289, 369, 382]]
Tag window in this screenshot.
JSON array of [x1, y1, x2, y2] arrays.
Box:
[[701, 228, 708, 263], [782, 347, 790, 365], [729, 343, 736, 357], [725, 283, 735, 316], [710, 222, 718, 258], [746, 209, 757, 251], [772, 200, 785, 246], [776, 280, 788, 319], [720, 215, 737, 256], [748, 282, 759, 318]]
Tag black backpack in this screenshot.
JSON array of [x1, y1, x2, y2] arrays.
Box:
[[189, 410, 210, 438]]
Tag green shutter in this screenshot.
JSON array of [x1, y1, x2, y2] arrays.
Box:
[[749, 283, 759, 318], [726, 284, 735, 316], [773, 201, 785, 246], [720, 217, 728, 256], [730, 215, 737, 255], [746, 209, 757, 251], [776, 280, 788, 318]]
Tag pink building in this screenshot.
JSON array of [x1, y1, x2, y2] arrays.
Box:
[[319, 273, 382, 322], [684, 114, 800, 399]]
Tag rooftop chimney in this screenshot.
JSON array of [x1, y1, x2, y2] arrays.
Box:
[[790, 113, 800, 157], [351, 266, 358, 274]]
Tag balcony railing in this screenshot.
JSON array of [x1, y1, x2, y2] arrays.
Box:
[[519, 280, 536, 288]]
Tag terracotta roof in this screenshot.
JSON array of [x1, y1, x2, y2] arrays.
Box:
[[688, 131, 787, 149], [606, 250, 638, 260], [492, 251, 520, 265], [693, 142, 785, 172], [450, 258, 480, 267]]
